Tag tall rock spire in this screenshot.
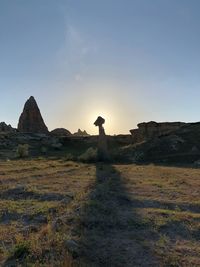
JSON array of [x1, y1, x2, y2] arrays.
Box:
[[18, 96, 48, 133]]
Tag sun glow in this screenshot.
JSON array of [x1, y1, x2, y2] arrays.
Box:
[[74, 81, 129, 135], [88, 110, 114, 135]]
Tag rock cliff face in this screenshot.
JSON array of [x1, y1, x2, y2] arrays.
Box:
[[18, 96, 48, 134], [130, 121, 186, 143]]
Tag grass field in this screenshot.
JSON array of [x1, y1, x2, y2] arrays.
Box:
[[0, 159, 200, 266]]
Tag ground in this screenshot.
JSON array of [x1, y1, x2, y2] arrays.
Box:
[[0, 159, 200, 266]]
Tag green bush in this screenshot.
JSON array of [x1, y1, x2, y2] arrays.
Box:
[[16, 144, 29, 158], [10, 241, 30, 259], [78, 147, 97, 163], [65, 153, 76, 161], [40, 146, 47, 154]]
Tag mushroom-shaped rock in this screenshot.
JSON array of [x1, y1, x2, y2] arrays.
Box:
[[18, 96, 48, 134], [94, 116, 105, 127], [94, 116, 109, 161], [94, 116, 106, 136]]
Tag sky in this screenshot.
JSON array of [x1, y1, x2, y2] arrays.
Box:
[[1, 0, 200, 134]]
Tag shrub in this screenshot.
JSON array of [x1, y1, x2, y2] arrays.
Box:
[[65, 153, 75, 161], [78, 147, 97, 163], [10, 241, 30, 259], [16, 144, 29, 158], [41, 146, 47, 154]]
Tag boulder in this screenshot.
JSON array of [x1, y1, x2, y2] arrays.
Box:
[[194, 159, 200, 167], [51, 128, 71, 137], [18, 96, 48, 134], [64, 239, 79, 257]]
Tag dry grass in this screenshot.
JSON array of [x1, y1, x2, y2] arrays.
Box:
[[0, 159, 200, 266]]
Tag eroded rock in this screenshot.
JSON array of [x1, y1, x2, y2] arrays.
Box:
[[130, 121, 186, 143], [94, 116, 109, 161], [18, 96, 48, 134], [73, 129, 89, 136]]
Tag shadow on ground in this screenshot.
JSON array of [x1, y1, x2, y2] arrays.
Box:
[[76, 164, 159, 267], [0, 188, 66, 201]]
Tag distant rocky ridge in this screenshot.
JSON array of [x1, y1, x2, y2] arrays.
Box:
[[130, 121, 186, 143], [0, 122, 16, 132], [1, 95, 200, 165], [1, 97, 91, 137], [18, 96, 48, 134], [73, 129, 89, 136]]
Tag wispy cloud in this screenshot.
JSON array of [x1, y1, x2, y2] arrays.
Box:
[[56, 23, 98, 82], [67, 25, 83, 45], [75, 73, 82, 81]]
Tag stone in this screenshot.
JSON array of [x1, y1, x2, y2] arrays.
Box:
[[194, 159, 200, 167], [94, 116, 109, 161], [21, 224, 39, 234], [64, 239, 79, 257], [130, 121, 186, 143], [18, 96, 48, 133]]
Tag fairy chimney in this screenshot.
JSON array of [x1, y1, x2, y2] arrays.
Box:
[[94, 116, 109, 161], [18, 96, 48, 134]]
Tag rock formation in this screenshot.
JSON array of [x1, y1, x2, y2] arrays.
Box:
[[73, 129, 89, 136], [129, 122, 200, 164], [0, 122, 15, 132], [130, 121, 186, 143], [94, 116, 109, 161], [18, 96, 48, 134], [51, 128, 71, 137]]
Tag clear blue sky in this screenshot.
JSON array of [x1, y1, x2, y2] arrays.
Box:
[[1, 0, 200, 134]]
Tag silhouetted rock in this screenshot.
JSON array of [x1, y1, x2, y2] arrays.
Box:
[[123, 122, 200, 164], [94, 116, 109, 161], [73, 129, 89, 136], [0, 122, 15, 132], [130, 121, 186, 143], [18, 96, 48, 134], [51, 128, 71, 137]]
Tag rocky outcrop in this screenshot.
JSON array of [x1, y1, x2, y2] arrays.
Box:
[[51, 128, 71, 137], [130, 121, 186, 143], [18, 96, 48, 134], [0, 122, 15, 132], [73, 129, 89, 136], [94, 116, 109, 161]]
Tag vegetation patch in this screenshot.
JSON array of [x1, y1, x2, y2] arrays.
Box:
[[0, 159, 199, 266]]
